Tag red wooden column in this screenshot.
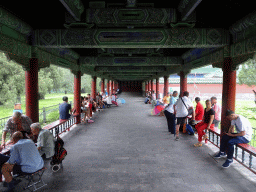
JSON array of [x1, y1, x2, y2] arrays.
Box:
[[156, 78, 159, 99], [180, 71, 187, 97], [107, 80, 110, 96], [164, 76, 169, 97], [91, 76, 97, 99], [220, 57, 236, 135], [148, 81, 151, 92], [151, 80, 154, 93], [115, 82, 117, 90], [74, 71, 81, 124], [25, 58, 39, 123], [101, 79, 105, 94], [111, 80, 114, 94]]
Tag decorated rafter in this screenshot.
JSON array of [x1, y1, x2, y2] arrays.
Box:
[[80, 56, 182, 66], [34, 28, 229, 48]]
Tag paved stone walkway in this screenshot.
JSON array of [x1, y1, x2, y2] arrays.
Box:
[[2, 92, 256, 191]]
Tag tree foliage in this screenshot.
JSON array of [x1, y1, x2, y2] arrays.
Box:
[[238, 59, 256, 86], [0, 53, 25, 105], [0, 51, 105, 106]]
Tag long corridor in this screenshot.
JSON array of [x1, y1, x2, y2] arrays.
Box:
[[6, 92, 256, 192]]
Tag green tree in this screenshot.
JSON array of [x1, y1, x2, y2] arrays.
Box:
[[0, 52, 25, 106], [81, 74, 92, 94], [38, 68, 53, 99], [238, 59, 256, 86], [60, 68, 74, 93], [43, 65, 63, 93]]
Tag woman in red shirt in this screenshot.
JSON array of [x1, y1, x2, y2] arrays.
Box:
[[195, 97, 204, 122], [194, 100, 215, 147]]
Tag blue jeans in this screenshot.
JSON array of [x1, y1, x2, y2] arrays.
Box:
[[220, 134, 249, 159]]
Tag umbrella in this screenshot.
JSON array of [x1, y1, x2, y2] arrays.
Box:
[[151, 105, 165, 115], [117, 98, 125, 104]]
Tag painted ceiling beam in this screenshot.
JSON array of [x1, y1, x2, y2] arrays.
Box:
[[0, 7, 33, 36], [105, 73, 156, 76], [86, 7, 177, 27], [178, 0, 203, 21], [80, 56, 182, 66], [95, 66, 166, 72], [34, 28, 229, 48], [230, 11, 256, 43], [60, 0, 84, 21]]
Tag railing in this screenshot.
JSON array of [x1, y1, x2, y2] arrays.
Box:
[[46, 117, 77, 138], [208, 128, 256, 174]]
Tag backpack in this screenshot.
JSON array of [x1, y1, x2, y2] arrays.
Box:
[[50, 136, 67, 165]]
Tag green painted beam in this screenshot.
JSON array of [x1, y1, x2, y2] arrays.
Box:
[[231, 35, 256, 66], [80, 56, 182, 66], [104, 72, 157, 75], [86, 8, 177, 27], [34, 28, 229, 48], [0, 7, 33, 36], [60, 0, 84, 21], [95, 66, 166, 72], [230, 11, 256, 43], [98, 48, 157, 55]]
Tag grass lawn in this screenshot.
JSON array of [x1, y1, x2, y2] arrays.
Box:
[[0, 93, 90, 119]]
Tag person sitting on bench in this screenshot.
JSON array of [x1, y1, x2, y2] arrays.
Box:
[[30, 123, 55, 161], [1, 131, 44, 192], [214, 110, 252, 168]]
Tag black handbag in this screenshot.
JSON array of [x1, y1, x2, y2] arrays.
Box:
[[180, 97, 193, 116]]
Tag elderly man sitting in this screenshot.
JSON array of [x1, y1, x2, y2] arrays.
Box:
[[1, 111, 33, 148], [1, 131, 44, 192], [30, 123, 55, 160]]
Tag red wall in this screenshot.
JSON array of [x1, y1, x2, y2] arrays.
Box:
[[149, 84, 256, 94]]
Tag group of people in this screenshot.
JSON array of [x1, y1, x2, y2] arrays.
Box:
[[145, 91, 173, 117], [0, 112, 55, 192], [163, 90, 252, 168], [59, 90, 119, 124]]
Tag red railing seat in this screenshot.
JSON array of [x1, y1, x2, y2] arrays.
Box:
[[42, 120, 67, 130], [209, 126, 221, 136], [237, 143, 256, 154]]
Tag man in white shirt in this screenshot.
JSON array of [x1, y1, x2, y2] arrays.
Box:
[[214, 110, 252, 168], [31, 123, 55, 160], [173, 91, 195, 140]]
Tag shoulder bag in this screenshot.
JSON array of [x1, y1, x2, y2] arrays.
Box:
[[181, 97, 193, 117]]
